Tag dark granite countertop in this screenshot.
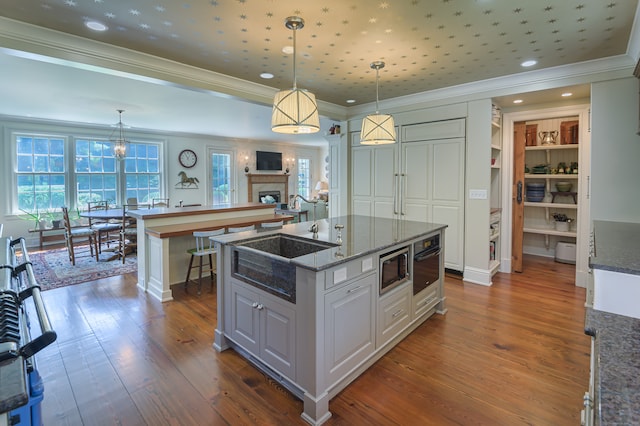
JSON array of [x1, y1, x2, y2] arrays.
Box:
[[211, 215, 447, 272], [585, 308, 640, 425], [590, 221, 640, 275]]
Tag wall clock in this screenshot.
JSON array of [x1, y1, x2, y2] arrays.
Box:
[[178, 149, 197, 168]]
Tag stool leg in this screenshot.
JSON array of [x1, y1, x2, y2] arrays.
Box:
[[184, 254, 195, 292], [197, 256, 203, 295]]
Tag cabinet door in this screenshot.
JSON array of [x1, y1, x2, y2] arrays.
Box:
[[402, 141, 430, 222], [229, 282, 260, 355], [373, 145, 397, 219], [324, 274, 376, 386], [260, 296, 296, 380]]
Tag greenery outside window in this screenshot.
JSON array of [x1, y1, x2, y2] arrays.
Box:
[[123, 143, 161, 204], [297, 158, 311, 199], [210, 150, 233, 204], [16, 134, 66, 213]]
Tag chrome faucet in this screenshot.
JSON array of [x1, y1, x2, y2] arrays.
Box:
[[295, 194, 319, 239]]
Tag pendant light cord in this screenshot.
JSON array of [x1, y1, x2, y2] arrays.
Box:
[[375, 67, 380, 114], [292, 23, 298, 90]]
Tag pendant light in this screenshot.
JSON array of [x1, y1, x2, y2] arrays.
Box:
[[271, 16, 320, 134], [360, 61, 396, 145], [111, 109, 128, 160]]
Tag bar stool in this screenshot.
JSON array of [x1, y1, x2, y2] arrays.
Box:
[[184, 229, 225, 294], [227, 225, 255, 233]]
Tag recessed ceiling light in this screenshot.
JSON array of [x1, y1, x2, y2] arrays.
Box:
[[561, 92, 573, 97], [513, 99, 523, 104], [521, 60, 537, 67], [260, 73, 274, 79], [346, 99, 356, 104], [282, 46, 294, 54], [85, 20, 108, 31]]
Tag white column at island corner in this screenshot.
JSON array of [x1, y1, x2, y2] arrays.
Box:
[[210, 215, 447, 425], [127, 203, 285, 302]]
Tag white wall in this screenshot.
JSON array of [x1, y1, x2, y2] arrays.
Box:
[[590, 77, 640, 222], [0, 116, 323, 246]]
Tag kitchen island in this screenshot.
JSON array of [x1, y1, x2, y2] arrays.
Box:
[[127, 203, 289, 302], [211, 215, 447, 425]]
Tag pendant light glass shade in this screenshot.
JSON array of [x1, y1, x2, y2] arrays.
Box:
[[272, 16, 320, 134], [360, 61, 396, 145], [112, 109, 128, 160]]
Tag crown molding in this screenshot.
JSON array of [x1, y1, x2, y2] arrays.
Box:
[[0, 17, 348, 121], [350, 54, 635, 117]]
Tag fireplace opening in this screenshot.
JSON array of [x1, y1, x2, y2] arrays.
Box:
[[258, 191, 281, 203]]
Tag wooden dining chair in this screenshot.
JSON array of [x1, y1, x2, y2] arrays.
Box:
[[117, 204, 138, 264], [227, 225, 255, 233], [184, 228, 225, 294], [87, 200, 120, 252], [151, 198, 170, 208], [261, 221, 284, 228], [61, 206, 99, 265]]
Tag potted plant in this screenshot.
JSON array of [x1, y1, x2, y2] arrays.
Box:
[[552, 212, 573, 232], [20, 208, 47, 230]]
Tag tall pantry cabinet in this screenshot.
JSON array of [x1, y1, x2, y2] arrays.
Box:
[[350, 119, 465, 272]]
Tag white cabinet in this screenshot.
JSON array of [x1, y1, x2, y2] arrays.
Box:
[[377, 283, 412, 347], [324, 273, 376, 385], [350, 119, 465, 272], [229, 280, 296, 379]]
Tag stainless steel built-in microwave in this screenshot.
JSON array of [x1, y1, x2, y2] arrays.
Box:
[[379, 246, 409, 295]]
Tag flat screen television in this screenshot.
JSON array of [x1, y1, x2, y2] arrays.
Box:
[[256, 151, 282, 171]]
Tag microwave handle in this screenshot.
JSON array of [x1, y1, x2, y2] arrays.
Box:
[[402, 251, 409, 278]]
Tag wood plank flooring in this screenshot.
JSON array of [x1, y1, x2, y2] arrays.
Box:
[[32, 255, 589, 425]]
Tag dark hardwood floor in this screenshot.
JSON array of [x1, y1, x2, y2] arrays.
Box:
[[33, 255, 589, 425]]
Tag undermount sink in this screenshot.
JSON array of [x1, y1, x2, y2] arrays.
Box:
[[231, 234, 338, 303], [234, 233, 338, 259]]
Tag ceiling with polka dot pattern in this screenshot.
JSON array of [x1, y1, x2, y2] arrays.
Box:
[[0, 0, 637, 106]]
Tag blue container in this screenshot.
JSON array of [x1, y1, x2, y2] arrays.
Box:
[[10, 368, 44, 426]]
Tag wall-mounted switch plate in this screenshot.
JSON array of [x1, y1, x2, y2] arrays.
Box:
[[469, 189, 488, 199]]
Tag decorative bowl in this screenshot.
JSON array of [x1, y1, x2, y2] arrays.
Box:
[[555, 182, 572, 192]]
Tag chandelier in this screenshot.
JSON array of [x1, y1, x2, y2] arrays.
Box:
[[271, 16, 320, 134], [360, 61, 396, 145], [111, 109, 128, 160]]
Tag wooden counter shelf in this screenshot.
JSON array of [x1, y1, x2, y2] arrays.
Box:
[[145, 214, 294, 239]]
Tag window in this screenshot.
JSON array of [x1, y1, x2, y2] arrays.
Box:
[[75, 139, 162, 207], [123, 143, 161, 204], [15, 135, 66, 212], [75, 138, 118, 206], [210, 150, 234, 204], [297, 158, 311, 199], [13, 130, 163, 215]]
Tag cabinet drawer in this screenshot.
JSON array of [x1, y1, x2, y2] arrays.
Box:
[[413, 281, 440, 319], [325, 255, 375, 290], [377, 283, 412, 348]]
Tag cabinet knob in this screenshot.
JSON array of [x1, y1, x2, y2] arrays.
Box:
[[252, 302, 258, 308], [256, 303, 264, 310]]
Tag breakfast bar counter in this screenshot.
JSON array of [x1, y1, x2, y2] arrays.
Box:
[[128, 203, 282, 302]]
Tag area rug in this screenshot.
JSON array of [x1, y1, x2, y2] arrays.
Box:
[[24, 247, 137, 291]]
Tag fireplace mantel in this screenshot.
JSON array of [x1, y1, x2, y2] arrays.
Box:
[[247, 173, 289, 203]]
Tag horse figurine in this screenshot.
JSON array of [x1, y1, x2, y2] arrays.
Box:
[[176, 171, 199, 188]]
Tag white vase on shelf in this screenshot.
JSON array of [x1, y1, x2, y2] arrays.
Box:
[[555, 221, 569, 232]]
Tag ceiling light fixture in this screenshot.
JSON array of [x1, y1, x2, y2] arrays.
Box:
[[521, 59, 537, 67], [271, 16, 319, 134], [111, 109, 128, 161], [360, 61, 396, 145], [562, 92, 573, 97], [85, 20, 108, 32]]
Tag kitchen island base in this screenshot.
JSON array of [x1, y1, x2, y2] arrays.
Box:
[[212, 217, 447, 425]]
